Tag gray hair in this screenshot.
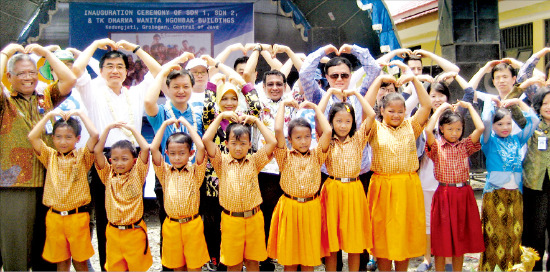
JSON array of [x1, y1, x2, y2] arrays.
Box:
[[7, 54, 35, 74]]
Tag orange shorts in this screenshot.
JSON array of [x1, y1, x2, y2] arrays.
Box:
[[161, 216, 210, 269], [105, 220, 153, 271], [42, 209, 94, 263], [220, 210, 267, 266]]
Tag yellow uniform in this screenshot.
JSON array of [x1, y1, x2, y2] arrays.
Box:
[[154, 159, 209, 269], [267, 144, 327, 266], [209, 147, 271, 266], [37, 142, 94, 263], [367, 114, 426, 261], [97, 154, 152, 271]]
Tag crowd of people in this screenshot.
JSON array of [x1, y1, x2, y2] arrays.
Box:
[[0, 37, 549, 272]]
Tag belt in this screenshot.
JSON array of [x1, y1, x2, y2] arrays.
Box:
[[109, 218, 148, 255], [169, 213, 200, 224], [284, 192, 319, 203], [328, 176, 358, 183], [51, 205, 90, 216], [439, 181, 470, 187], [223, 206, 260, 218]]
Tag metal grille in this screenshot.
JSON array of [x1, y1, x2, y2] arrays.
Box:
[[500, 23, 533, 50]]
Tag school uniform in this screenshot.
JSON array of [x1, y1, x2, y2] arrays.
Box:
[[208, 147, 271, 267], [36, 142, 95, 263], [426, 136, 484, 257], [96, 154, 152, 271], [367, 114, 426, 261], [154, 159, 210, 269], [321, 120, 372, 255], [267, 144, 328, 266]]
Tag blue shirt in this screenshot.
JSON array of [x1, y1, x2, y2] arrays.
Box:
[[147, 102, 203, 163]]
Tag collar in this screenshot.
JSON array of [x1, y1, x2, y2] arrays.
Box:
[[332, 134, 351, 144], [56, 149, 77, 157], [381, 120, 406, 130], [538, 120, 550, 133], [440, 137, 463, 147], [169, 163, 191, 172], [289, 148, 311, 156], [229, 155, 251, 164], [9, 87, 37, 98], [169, 101, 191, 115]]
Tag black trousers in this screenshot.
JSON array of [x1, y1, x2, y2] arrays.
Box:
[[321, 171, 373, 271], [258, 172, 283, 271], [200, 184, 226, 271], [90, 166, 108, 271], [31, 187, 57, 271], [522, 172, 550, 272]]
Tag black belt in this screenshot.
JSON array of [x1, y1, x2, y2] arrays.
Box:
[[109, 218, 148, 254], [169, 213, 200, 224], [51, 205, 90, 216], [284, 192, 319, 203], [328, 176, 358, 183], [439, 181, 470, 187], [223, 206, 260, 218]]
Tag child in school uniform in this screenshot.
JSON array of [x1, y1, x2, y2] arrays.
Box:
[[267, 100, 332, 271], [425, 101, 485, 272], [317, 88, 376, 272], [28, 110, 98, 271], [478, 98, 539, 271], [202, 111, 277, 272], [150, 117, 210, 271], [93, 122, 153, 271], [364, 74, 432, 271]]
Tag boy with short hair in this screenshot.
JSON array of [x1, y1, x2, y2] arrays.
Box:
[[28, 109, 99, 271], [202, 111, 277, 271], [93, 122, 152, 271], [151, 117, 209, 271]]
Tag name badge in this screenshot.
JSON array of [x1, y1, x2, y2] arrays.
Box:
[[538, 136, 547, 150], [45, 121, 53, 135]]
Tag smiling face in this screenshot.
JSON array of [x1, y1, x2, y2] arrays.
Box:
[[493, 113, 513, 138], [331, 110, 354, 139], [190, 66, 208, 89], [225, 131, 252, 160], [440, 121, 463, 143], [167, 75, 193, 107], [540, 93, 550, 123], [377, 83, 396, 103], [219, 90, 238, 112], [165, 142, 193, 169], [326, 64, 351, 90], [52, 126, 80, 154], [492, 69, 516, 98], [109, 148, 136, 174], [100, 57, 127, 89], [264, 74, 285, 101], [430, 90, 448, 110], [7, 59, 38, 97], [289, 126, 312, 154], [381, 100, 406, 127]]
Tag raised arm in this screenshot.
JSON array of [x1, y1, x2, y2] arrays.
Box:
[[0, 44, 25, 88], [344, 44, 382, 96], [202, 111, 238, 157], [150, 118, 176, 166], [318, 87, 337, 114], [242, 114, 277, 155], [120, 123, 150, 163], [26, 44, 76, 96], [469, 60, 500, 90], [273, 44, 304, 72], [501, 98, 540, 144], [260, 50, 283, 71], [413, 49, 460, 73], [202, 55, 244, 85], [214, 43, 246, 65], [517, 48, 550, 84], [28, 111, 60, 155], [116, 40, 161, 77], [302, 101, 332, 152], [242, 43, 261, 83], [71, 38, 117, 78], [275, 100, 297, 148], [405, 75, 432, 125], [95, 123, 117, 169], [299, 45, 338, 104], [144, 63, 182, 117], [376, 48, 412, 65], [72, 110, 99, 151], [345, 89, 375, 122], [425, 103, 452, 147], [481, 99, 498, 145], [457, 101, 484, 143], [180, 116, 205, 165]]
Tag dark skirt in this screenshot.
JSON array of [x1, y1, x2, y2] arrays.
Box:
[[431, 184, 485, 256], [478, 189, 523, 271]]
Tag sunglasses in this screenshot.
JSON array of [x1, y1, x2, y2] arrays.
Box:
[[328, 73, 350, 79]]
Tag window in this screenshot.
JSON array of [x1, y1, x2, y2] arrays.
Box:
[[500, 23, 533, 62]]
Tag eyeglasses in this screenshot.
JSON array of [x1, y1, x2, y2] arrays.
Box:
[[191, 71, 208, 76], [328, 73, 350, 80], [15, 71, 38, 79], [102, 64, 126, 71]]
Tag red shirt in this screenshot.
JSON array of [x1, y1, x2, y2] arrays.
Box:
[[426, 136, 481, 184]]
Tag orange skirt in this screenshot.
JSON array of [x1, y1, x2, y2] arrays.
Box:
[[267, 195, 322, 266], [320, 177, 372, 255], [367, 172, 426, 261]]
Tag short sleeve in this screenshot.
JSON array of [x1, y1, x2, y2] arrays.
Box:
[[43, 81, 69, 109], [36, 141, 54, 166], [355, 118, 371, 147], [273, 146, 288, 170], [314, 144, 328, 165], [425, 140, 440, 162], [146, 104, 167, 131], [95, 155, 112, 185], [81, 146, 95, 170], [209, 147, 223, 175], [193, 158, 208, 186], [131, 153, 149, 186], [153, 159, 167, 187], [251, 147, 272, 173], [367, 120, 380, 143], [409, 114, 425, 139], [464, 136, 482, 156]]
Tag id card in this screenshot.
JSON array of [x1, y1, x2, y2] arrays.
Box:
[[538, 136, 547, 150], [45, 120, 53, 134]]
